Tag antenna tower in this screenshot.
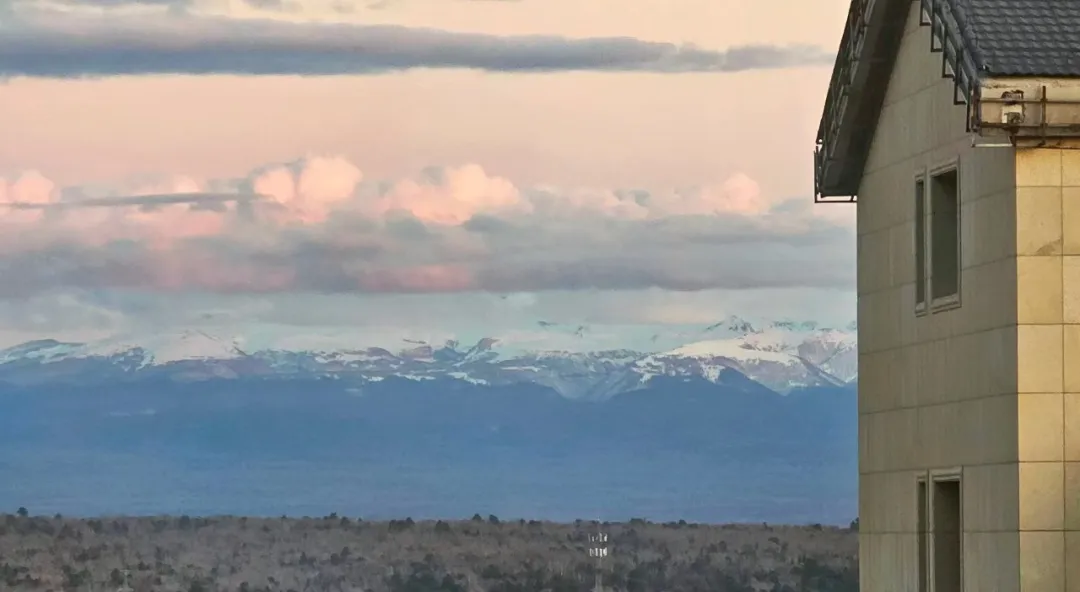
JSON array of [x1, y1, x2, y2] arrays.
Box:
[[586, 522, 609, 592], [117, 569, 133, 592]]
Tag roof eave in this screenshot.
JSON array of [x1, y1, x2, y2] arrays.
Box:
[[814, 0, 910, 198]]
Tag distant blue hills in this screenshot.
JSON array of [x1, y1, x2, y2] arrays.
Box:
[[0, 319, 858, 523], [0, 373, 857, 524]]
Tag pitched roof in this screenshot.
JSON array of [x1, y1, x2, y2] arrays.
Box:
[[955, 0, 1080, 76], [814, 0, 1080, 199]]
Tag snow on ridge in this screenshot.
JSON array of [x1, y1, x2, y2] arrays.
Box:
[[653, 325, 838, 364], [5, 330, 247, 367], [739, 329, 802, 353], [80, 330, 244, 365], [640, 324, 856, 377], [0, 319, 857, 395], [448, 371, 489, 385], [809, 328, 856, 349], [656, 339, 795, 364]]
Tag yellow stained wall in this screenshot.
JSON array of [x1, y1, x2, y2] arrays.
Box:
[[1008, 147, 1080, 592]]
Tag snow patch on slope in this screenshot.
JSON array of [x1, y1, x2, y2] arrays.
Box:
[[633, 325, 856, 394], [0, 318, 857, 398]]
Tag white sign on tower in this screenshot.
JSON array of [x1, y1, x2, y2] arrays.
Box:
[[586, 527, 610, 592]]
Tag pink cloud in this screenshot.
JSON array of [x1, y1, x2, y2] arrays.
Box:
[[358, 164, 528, 225], [0, 155, 854, 296], [0, 170, 55, 224], [250, 155, 363, 224]]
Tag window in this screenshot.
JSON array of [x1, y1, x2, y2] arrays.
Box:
[[917, 479, 928, 592], [915, 178, 927, 312], [930, 169, 960, 303], [932, 478, 962, 592]]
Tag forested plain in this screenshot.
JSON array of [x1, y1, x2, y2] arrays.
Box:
[[0, 511, 858, 591]]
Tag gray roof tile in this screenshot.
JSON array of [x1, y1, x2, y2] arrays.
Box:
[[954, 0, 1080, 76]]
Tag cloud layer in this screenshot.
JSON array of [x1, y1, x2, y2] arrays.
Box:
[[0, 10, 834, 77], [0, 156, 854, 298]]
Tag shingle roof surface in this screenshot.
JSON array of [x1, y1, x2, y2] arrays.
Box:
[[954, 0, 1080, 76]]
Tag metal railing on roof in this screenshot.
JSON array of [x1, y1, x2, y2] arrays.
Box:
[[813, 0, 979, 203], [920, 0, 980, 113], [814, 0, 1080, 202], [813, 0, 872, 203]]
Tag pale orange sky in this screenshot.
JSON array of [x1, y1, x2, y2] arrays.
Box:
[[0, 0, 848, 197], [0, 0, 858, 339], [0, 69, 832, 196]]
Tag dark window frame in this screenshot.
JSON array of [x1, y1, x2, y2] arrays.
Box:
[[917, 477, 928, 592], [915, 176, 928, 314], [930, 475, 963, 592], [929, 164, 961, 311]]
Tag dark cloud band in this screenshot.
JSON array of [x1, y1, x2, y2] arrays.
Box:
[[0, 14, 834, 78], [0, 193, 264, 209], [0, 201, 855, 297]]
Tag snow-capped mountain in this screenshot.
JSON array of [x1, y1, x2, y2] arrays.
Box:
[[0, 317, 857, 398], [636, 325, 857, 394]]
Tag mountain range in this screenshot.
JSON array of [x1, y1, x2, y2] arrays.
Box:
[[0, 316, 857, 398], [0, 316, 859, 525]]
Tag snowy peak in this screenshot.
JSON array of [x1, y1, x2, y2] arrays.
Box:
[[0, 319, 857, 398], [635, 325, 856, 394], [770, 320, 820, 332], [16, 330, 247, 367], [702, 315, 757, 336]]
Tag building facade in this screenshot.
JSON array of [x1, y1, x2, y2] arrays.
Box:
[[814, 1, 1080, 590]]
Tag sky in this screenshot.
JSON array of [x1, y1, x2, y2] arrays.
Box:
[[0, 0, 857, 351]]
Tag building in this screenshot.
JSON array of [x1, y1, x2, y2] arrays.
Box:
[[813, 1, 1080, 591]]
